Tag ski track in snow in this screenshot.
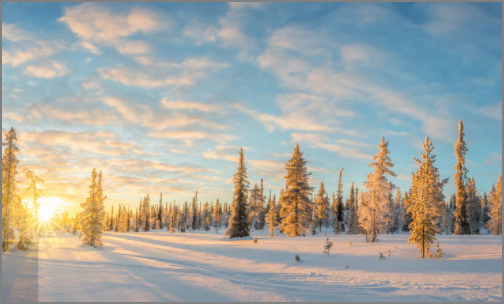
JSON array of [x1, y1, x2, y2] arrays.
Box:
[[3, 230, 502, 302]]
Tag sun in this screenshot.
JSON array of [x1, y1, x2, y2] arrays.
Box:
[[39, 196, 65, 222]]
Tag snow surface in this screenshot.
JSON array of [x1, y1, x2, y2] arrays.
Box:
[[2, 230, 502, 302]]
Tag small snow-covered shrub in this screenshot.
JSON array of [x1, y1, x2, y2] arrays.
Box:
[[349, 240, 352, 246], [253, 237, 258, 244], [379, 253, 386, 260], [295, 254, 301, 262], [435, 241, 444, 258], [388, 250, 391, 257], [323, 238, 334, 256]]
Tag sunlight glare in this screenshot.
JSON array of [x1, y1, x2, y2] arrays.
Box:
[[39, 196, 65, 222]]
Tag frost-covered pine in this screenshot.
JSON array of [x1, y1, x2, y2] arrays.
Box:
[[2, 127, 21, 252], [390, 188, 404, 234], [191, 192, 198, 231], [226, 148, 250, 238], [80, 169, 106, 248], [453, 120, 471, 235], [265, 195, 278, 237], [213, 199, 221, 229], [333, 169, 345, 234], [466, 177, 481, 234], [481, 192, 490, 228], [203, 202, 211, 231], [487, 174, 502, 235], [346, 183, 359, 235], [248, 183, 262, 230], [359, 137, 396, 242], [143, 194, 151, 232], [315, 183, 330, 232], [407, 137, 448, 258], [169, 204, 177, 233], [279, 144, 313, 237]]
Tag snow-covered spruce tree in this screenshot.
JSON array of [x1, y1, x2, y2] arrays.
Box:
[[334, 169, 345, 234], [487, 174, 502, 235], [407, 137, 448, 258], [265, 194, 278, 237], [391, 188, 404, 235], [143, 194, 151, 232], [466, 177, 482, 234], [2, 127, 21, 252], [346, 183, 359, 235], [203, 202, 211, 231], [248, 183, 261, 230], [279, 144, 313, 237], [258, 179, 267, 230], [226, 148, 251, 238], [23, 168, 44, 234], [80, 169, 106, 248], [359, 137, 396, 242], [481, 192, 490, 229], [453, 120, 471, 235], [311, 198, 318, 235], [402, 189, 413, 232], [315, 183, 330, 232], [169, 204, 177, 233], [213, 199, 221, 229]]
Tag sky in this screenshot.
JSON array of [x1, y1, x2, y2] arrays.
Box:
[[2, 2, 502, 216]]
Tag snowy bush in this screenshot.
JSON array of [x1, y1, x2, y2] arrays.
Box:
[[379, 253, 386, 260], [254, 237, 258, 244], [323, 237, 333, 256], [295, 254, 301, 262]]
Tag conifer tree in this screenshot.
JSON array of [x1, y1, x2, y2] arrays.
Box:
[[346, 183, 359, 234], [407, 137, 448, 258], [248, 184, 261, 230], [213, 199, 221, 229], [265, 195, 278, 237], [481, 191, 490, 228], [80, 169, 106, 248], [203, 202, 211, 231], [334, 169, 345, 234], [169, 205, 177, 233], [279, 144, 313, 237], [226, 148, 251, 238], [453, 120, 470, 235], [143, 195, 151, 232], [23, 168, 44, 234], [488, 174, 502, 235], [359, 137, 396, 242], [2, 127, 20, 252], [315, 183, 330, 232], [191, 191, 198, 231], [466, 177, 481, 234]]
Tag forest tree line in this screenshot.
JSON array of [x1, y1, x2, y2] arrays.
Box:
[[2, 120, 502, 258]]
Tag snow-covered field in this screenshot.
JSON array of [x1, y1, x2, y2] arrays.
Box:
[[2, 230, 502, 302]]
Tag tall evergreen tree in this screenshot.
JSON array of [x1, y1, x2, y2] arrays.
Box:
[[346, 183, 359, 234], [226, 148, 251, 238], [487, 174, 502, 235], [453, 120, 471, 235], [315, 183, 330, 232], [359, 137, 396, 242], [80, 169, 106, 248], [2, 127, 20, 252], [334, 168, 345, 234], [279, 144, 313, 237], [466, 177, 481, 234], [265, 195, 278, 237], [407, 137, 448, 258]]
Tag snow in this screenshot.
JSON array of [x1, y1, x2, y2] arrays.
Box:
[[2, 230, 502, 302]]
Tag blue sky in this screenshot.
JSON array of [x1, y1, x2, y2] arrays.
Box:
[[2, 2, 502, 215]]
